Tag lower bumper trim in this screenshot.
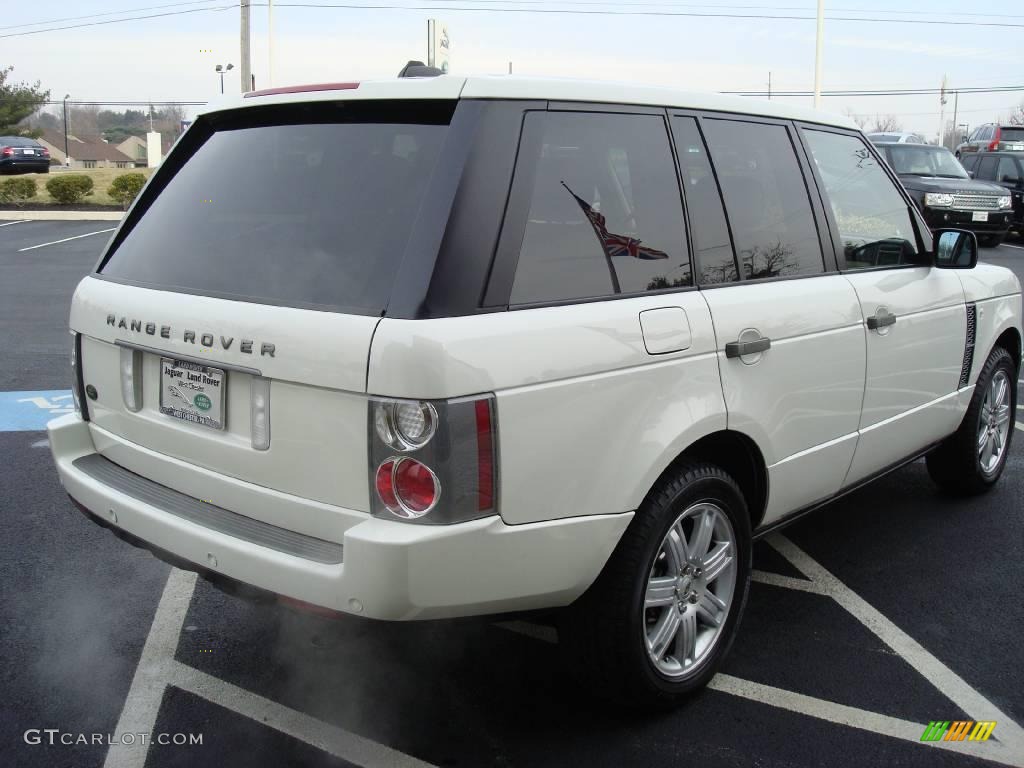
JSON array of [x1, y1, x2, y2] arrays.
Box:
[[71, 454, 344, 564]]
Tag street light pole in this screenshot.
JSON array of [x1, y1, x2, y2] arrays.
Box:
[[62, 94, 70, 167], [813, 0, 824, 108], [215, 63, 234, 94]]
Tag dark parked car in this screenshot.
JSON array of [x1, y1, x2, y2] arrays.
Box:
[[877, 142, 1012, 247], [955, 123, 1024, 157], [0, 136, 50, 174], [960, 152, 1024, 236]]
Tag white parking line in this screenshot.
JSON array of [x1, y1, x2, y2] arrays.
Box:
[[0, 219, 29, 227], [104, 568, 198, 768], [1001, 243, 1024, 251], [1016, 422, 1023, 433], [750, 569, 826, 595], [768, 534, 1024, 760], [17, 227, 115, 252], [497, 537, 1024, 766], [105, 568, 435, 768], [168, 661, 435, 768], [709, 674, 1021, 765]]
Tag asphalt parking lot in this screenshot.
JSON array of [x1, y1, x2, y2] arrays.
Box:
[[1, 219, 1022, 768]]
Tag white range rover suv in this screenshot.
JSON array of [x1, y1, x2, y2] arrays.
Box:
[[48, 76, 1021, 704]]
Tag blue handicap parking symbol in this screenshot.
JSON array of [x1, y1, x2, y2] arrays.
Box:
[[0, 390, 74, 431]]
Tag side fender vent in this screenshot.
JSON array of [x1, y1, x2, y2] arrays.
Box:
[[959, 303, 977, 389]]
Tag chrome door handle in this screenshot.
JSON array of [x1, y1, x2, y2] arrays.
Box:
[[725, 336, 771, 358], [866, 310, 897, 330]]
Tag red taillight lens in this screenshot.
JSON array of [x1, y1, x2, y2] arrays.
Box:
[[375, 459, 399, 512], [1, 147, 12, 156], [394, 459, 439, 514], [42, 148, 50, 157], [369, 395, 496, 523], [475, 400, 494, 511], [988, 127, 1001, 151]]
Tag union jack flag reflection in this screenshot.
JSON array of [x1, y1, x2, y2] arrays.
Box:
[[561, 181, 668, 261]]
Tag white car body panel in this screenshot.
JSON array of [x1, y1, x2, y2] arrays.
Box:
[[369, 293, 725, 525], [46, 76, 1023, 622]]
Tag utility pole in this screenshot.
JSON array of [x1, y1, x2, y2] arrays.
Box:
[[62, 95, 70, 167], [268, 0, 274, 86], [937, 74, 948, 147], [240, 0, 252, 93], [951, 90, 959, 148], [813, 0, 824, 108]]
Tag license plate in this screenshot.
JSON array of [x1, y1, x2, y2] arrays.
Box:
[[1008, 144, 1024, 151], [159, 358, 226, 430], [972, 211, 988, 222], [22, 149, 35, 155]]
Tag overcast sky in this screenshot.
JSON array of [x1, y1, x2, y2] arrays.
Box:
[[3, 1, 1023, 137]]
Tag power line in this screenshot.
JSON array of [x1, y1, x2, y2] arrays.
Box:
[[0, 4, 235, 39], [726, 85, 1024, 97], [0, 0, 225, 31], [3, 0, 1024, 38]]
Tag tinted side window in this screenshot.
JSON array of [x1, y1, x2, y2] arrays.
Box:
[[509, 112, 691, 304], [804, 130, 918, 270], [959, 153, 979, 172], [996, 157, 1022, 183], [978, 156, 998, 179], [671, 116, 738, 284], [702, 119, 824, 279]]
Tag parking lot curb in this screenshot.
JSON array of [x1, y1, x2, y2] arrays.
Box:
[[0, 210, 123, 221]]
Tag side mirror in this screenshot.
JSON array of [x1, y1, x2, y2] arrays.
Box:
[[933, 229, 978, 269], [967, 170, 975, 178]]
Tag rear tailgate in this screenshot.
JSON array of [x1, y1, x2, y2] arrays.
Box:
[[72, 276, 377, 511], [73, 97, 456, 523]]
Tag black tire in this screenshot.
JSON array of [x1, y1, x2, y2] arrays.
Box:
[[927, 346, 1017, 495], [560, 461, 752, 706]]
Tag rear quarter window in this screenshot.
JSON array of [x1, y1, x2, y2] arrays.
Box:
[[98, 101, 452, 315], [507, 111, 691, 305]]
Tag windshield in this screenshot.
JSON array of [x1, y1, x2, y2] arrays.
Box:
[[99, 102, 452, 314], [885, 145, 968, 178]]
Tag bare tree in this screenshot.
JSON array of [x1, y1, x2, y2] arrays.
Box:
[[1007, 101, 1024, 126], [868, 114, 902, 133], [842, 107, 869, 130], [68, 105, 101, 138]]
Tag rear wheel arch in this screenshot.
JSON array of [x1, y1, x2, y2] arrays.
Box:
[[648, 430, 769, 532]]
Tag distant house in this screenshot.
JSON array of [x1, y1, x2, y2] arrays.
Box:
[[35, 129, 139, 169], [116, 135, 147, 164]]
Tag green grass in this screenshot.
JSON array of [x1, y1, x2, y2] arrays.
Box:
[[12, 167, 156, 207]]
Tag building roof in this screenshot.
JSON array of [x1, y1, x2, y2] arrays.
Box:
[[201, 75, 856, 130]]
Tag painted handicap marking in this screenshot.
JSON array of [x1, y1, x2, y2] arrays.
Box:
[[0, 390, 74, 431]]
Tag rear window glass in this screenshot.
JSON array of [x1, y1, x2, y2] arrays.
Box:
[[1002, 127, 1024, 142], [0, 136, 39, 147], [99, 102, 451, 314]]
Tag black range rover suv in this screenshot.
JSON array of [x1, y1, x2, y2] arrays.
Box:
[[877, 142, 1012, 247]]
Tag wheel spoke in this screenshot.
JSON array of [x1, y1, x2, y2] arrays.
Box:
[[645, 576, 678, 608], [697, 591, 727, 627], [994, 376, 1007, 409], [674, 610, 698, 665], [981, 433, 995, 467], [977, 426, 990, 452], [701, 541, 734, 583], [994, 404, 1011, 426], [648, 608, 681, 661], [664, 524, 688, 570], [687, 507, 715, 561]]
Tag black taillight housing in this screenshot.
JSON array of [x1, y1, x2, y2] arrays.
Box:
[[368, 395, 497, 524]]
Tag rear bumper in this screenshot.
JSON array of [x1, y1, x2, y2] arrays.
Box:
[[48, 413, 631, 620], [0, 158, 49, 173]]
